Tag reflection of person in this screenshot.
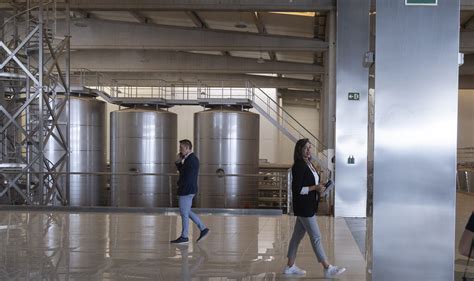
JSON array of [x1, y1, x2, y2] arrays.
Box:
[[459, 211, 474, 257], [175, 244, 206, 281], [283, 138, 346, 278], [171, 139, 210, 244]]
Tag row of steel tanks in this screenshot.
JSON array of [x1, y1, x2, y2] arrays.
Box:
[[45, 94, 259, 208]]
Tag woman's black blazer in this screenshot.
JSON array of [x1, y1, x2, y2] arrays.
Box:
[[291, 159, 319, 217]]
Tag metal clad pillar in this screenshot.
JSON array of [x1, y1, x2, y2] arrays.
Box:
[[372, 0, 459, 280], [335, 0, 370, 217]]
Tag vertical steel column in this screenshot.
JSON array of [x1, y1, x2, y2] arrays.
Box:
[[0, 12, 4, 42], [65, 0, 71, 205], [372, 0, 459, 280], [26, 0, 32, 199], [38, 0, 45, 203], [334, 0, 370, 217]]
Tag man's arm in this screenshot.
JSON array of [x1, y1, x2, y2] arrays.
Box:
[[175, 153, 184, 171], [177, 157, 197, 187], [176, 161, 183, 171]]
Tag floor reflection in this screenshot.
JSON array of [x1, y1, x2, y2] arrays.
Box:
[[0, 212, 366, 280]]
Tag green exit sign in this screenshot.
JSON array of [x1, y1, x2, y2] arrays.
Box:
[[405, 0, 437, 6], [348, 92, 360, 101]]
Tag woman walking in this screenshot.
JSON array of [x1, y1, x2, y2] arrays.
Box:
[[283, 138, 346, 278]]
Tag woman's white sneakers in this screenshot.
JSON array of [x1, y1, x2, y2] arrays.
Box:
[[324, 264, 346, 278], [283, 264, 306, 275], [283, 264, 346, 278]]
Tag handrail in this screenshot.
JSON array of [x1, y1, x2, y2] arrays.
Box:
[[71, 68, 214, 100], [252, 94, 304, 141], [0, 1, 54, 30], [249, 82, 326, 153], [0, 170, 287, 178]]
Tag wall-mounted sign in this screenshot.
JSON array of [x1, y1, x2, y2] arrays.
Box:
[[405, 0, 437, 6], [348, 92, 360, 101]]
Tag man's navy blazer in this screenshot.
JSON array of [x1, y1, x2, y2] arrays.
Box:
[[176, 152, 199, 196]]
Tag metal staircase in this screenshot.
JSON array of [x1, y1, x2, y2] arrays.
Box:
[[248, 83, 329, 175]]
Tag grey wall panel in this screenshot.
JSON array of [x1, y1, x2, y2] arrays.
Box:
[[372, 1, 459, 280], [335, 0, 370, 217]]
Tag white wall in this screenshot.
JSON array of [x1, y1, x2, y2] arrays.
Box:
[[278, 103, 321, 164], [458, 90, 474, 148], [98, 98, 119, 163], [168, 104, 202, 146]]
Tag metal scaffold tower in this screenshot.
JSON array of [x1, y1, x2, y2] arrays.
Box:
[[0, 0, 70, 205]]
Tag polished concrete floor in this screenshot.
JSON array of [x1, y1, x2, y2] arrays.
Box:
[[0, 192, 472, 281]]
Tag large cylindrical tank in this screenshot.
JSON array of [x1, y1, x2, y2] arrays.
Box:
[[44, 94, 107, 206], [194, 107, 259, 208], [110, 107, 177, 207]]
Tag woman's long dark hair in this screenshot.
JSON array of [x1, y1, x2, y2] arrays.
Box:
[[293, 138, 310, 163]]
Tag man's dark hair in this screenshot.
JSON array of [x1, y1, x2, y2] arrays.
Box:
[[179, 139, 193, 150], [293, 138, 310, 163]]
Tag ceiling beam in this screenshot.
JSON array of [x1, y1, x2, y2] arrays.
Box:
[[282, 99, 319, 108], [252, 12, 267, 34], [185, 11, 208, 28], [73, 9, 92, 18], [459, 75, 474, 89], [462, 0, 474, 10], [251, 12, 277, 61], [461, 31, 474, 53], [70, 72, 322, 89], [129, 11, 151, 24], [268, 51, 277, 61], [66, 50, 324, 74], [3, 0, 474, 11], [279, 88, 320, 100], [460, 54, 474, 75], [0, 1, 336, 11], [51, 19, 328, 51], [185, 11, 228, 56], [463, 15, 474, 30]]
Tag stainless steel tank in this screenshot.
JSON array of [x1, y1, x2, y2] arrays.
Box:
[[194, 107, 259, 208], [110, 107, 177, 207], [44, 94, 107, 206]]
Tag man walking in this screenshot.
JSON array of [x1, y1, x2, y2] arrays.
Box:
[[171, 139, 210, 244]]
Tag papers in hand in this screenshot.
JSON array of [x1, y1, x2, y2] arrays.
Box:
[[321, 180, 334, 197]]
